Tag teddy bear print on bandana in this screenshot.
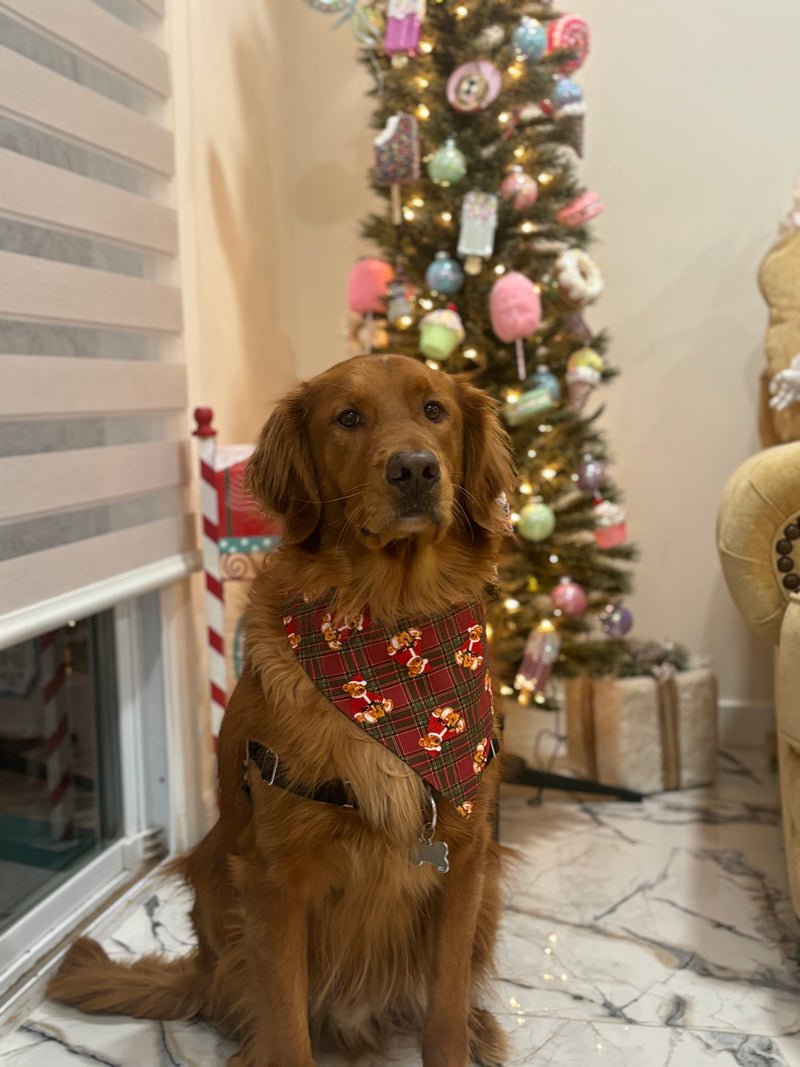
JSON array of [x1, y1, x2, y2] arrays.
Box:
[[282, 595, 496, 816]]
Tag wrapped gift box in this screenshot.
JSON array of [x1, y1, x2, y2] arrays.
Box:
[[564, 668, 718, 794]]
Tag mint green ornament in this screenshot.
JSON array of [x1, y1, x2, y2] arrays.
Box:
[[427, 137, 467, 186], [517, 501, 556, 542]]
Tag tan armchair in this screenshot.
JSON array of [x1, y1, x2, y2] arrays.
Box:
[[717, 440, 800, 913]]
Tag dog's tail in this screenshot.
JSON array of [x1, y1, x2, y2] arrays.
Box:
[[47, 938, 207, 1020]]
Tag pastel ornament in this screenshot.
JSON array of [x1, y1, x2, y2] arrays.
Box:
[[425, 251, 464, 295], [490, 271, 542, 380], [566, 347, 603, 410], [419, 304, 465, 362], [427, 138, 467, 186], [576, 455, 606, 493], [593, 500, 627, 549], [503, 385, 554, 425], [556, 191, 603, 228], [551, 76, 586, 157], [525, 365, 561, 403], [554, 249, 604, 308], [599, 601, 633, 638], [547, 14, 591, 73], [348, 259, 394, 354], [384, 0, 424, 56], [500, 166, 539, 211], [373, 112, 420, 225], [447, 60, 503, 113], [516, 501, 556, 542], [550, 576, 587, 616], [458, 191, 499, 275], [514, 622, 561, 698], [511, 16, 547, 62]]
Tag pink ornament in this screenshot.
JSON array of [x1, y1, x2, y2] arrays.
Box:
[[489, 271, 541, 380], [447, 61, 503, 113], [500, 166, 539, 211], [547, 14, 591, 73], [593, 500, 627, 549], [348, 259, 394, 316], [384, 0, 424, 55], [550, 577, 587, 616], [556, 191, 603, 228]]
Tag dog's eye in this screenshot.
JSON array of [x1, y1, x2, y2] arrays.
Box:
[[424, 401, 446, 423], [337, 409, 361, 429]]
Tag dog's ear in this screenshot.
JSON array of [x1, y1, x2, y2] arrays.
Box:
[[245, 385, 321, 545], [455, 376, 515, 535]]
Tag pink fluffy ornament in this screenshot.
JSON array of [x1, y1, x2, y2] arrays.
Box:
[[348, 259, 394, 315], [500, 165, 539, 211], [348, 259, 394, 353], [550, 576, 587, 616], [489, 271, 542, 380]]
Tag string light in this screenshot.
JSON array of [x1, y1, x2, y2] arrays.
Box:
[[463, 347, 478, 360], [410, 196, 424, 207], [403, 206, 415, 220], [549, 554, 559, 563], [494, 264, 506, 275], [440, 210, 452, 222], [542, 468, 557, 480], [538, 171, 554, 184], [397, 315, 413, 329], [508, 64, 523, 79], [504, 598, 521, 611], [418, 297, 433, 310], [514, 146, 526, 158], [520, 221, 535, 234], [425, 359, 442, 370], [417, 103, 430, 120], [506, 391, 520, 403], [416, 76, 429, 89], [527, 449, 537, 458], [498, 111, 511, 124], [455, 4, 469, 17], [519, 482, 533, 495], [419, 40, 433, 53], [540, 620, 555, 633]]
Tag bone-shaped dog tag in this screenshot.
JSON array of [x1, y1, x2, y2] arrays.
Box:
[[411, 839, 450, 874]]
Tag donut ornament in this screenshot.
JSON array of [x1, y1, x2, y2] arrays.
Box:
[[554, 249, 604, 308]]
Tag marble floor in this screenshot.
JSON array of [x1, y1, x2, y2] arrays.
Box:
[[1, 743, 799, 1065]]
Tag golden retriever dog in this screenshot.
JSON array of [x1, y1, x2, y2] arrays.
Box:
[[49, 353, 514, 1067]]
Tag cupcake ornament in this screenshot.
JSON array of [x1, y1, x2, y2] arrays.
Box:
[[419, 304, 465, 362]]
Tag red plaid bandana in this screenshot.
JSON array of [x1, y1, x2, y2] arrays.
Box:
[[283, 595, 495, 817]]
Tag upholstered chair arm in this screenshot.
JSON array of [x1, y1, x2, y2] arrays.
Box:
[[717, 441, 800, 645]]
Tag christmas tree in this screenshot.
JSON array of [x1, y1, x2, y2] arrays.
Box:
[[345, 0, 637, 705]]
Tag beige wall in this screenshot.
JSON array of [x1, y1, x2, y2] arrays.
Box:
[[174, 0, 799, 728]]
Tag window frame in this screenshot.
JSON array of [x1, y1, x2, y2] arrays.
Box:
[[0, 576, 209, 1024]]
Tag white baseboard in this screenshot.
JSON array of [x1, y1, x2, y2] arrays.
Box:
[[718, 699, 775, 748]]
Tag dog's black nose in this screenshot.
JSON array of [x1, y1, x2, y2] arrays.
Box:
[[386, 451, 441, 495]]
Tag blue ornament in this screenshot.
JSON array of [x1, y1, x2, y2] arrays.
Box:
[[511, 17, 547, 62], [525, 365, 561, 403], [425, 251, 465, 295], [552, 76, 584, 115]]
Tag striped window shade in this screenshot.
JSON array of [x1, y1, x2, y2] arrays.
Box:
[[0, 0, 198, 650]]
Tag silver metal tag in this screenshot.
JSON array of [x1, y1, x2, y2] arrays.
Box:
[[411, 838, 450, 873], [411, 793, 449, 873]]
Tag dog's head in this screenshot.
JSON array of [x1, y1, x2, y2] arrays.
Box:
[[245, 354, 512, 550]]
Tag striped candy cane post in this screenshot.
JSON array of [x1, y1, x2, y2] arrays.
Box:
[[194, 407, 226, 740], [40, 629, 73, 841]]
